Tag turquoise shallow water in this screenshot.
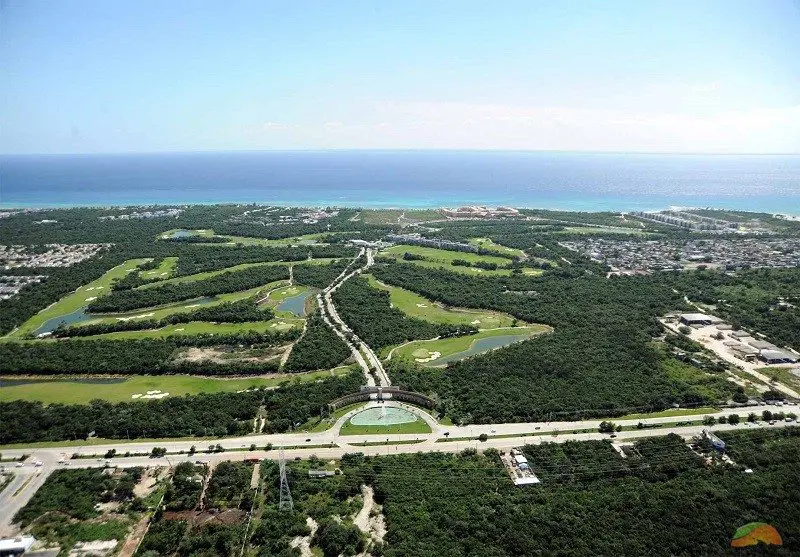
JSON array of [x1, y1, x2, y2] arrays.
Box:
[[2, 151, 798, 213], [350, 406, 419, 426]]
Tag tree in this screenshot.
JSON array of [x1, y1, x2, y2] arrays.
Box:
[[598, 421, 617, 433], [727, 414, 740, 425], [313, 519, 364, 557], [762, 410, 773, 422], [702, 416, 716, 426], [747, 413, 757, 423], [478, 433, 489, 442]]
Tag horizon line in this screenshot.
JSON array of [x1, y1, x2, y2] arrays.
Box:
[[3, 148, 800, 157]]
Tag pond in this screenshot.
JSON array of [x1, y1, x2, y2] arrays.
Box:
[[167, 229, 193, 238], [34, 296, 219, 335], [276, 291, 313, 317], [0, 376, 128, 388], [35, 307, 92, 335], [428, 334, 531, 366], [349, 406, 419, 426]]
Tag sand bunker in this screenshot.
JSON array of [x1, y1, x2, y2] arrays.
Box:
[[415, 351, 442, 363], [85, 297, 97, 301], [416, 303, 428, 308], [116, 312, 155, 322], [132, 390, 170, 400]]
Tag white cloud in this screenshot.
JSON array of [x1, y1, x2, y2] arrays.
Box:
[[246, 101, 800, 153]]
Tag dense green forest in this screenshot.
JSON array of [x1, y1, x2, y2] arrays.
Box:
[[361, 430, 799, 556], [164, 462, 207, 511], [0, 372, 362, 443], [143, 429, 797, 556], [331, 276, 476, 349], [0, 331, 299, 375], [370, 262, 737, 422], [283, 314, 352, 372], [14, 467, 142, 525], [293, 257, 355, 288]]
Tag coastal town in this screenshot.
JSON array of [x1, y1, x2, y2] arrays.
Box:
[[561, 237, 800, 274]]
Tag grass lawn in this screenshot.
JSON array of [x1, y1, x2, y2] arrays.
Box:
[[339, 418, 432, 436], [67, 281, 290, 327], [468, 237, 526, 258], [380, 244, 514, 276], [299, 401, 366, 432], [758, 366, 800, 391], [5, 258, 150, 339], [215, 232, 338, 246], [388, 325, 551, 365], [136, 261, 287, 289], [80, 317, 303, 340], [159, 229, 215, 239], [139, 256, 178, 281], [621, 407, 720, 420], [159, 229, 337, 246], [0, 368, 350, 405], [365, 274, 514, 328], [264, 284, 311, 304]]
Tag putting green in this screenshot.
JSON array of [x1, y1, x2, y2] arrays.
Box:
[[0, 368, 350, 405], [5, 259, 150, 339], [75, 318, 303, 340], [390, 325, 551, 366], [365, 274, 515, 327], [381, 245, 515, 276], [139, 257, 178, 281]]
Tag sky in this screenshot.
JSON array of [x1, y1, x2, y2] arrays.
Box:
[[2, 0, 800, 154]]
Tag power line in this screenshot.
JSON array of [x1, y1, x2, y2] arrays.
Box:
[[278, 448, 293, 512]]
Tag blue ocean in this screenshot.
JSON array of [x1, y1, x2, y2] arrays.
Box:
[[1, 151, 799, 213]]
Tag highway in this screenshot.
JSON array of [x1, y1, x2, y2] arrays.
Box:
[[2, 401, 797, 536], [319, 247, 391, 386]]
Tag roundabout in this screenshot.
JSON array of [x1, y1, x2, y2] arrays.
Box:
[[336, 401, 436, 436]]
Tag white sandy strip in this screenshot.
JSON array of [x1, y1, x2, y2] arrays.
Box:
[[415, 351, 442, 363], [116, 312, 155, 322], [85, 297, 97, 301]]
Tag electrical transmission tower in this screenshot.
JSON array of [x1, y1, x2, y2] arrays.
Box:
[[278, 448, 293, 512]]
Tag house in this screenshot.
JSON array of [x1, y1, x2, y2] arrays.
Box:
[[758, 350, 799, 365], [308, 470, 335, 479], [679, 313, 715, 326], [730, 344, 758, 362], [0, 536, 35, 557], [747, 339, 778, 351]]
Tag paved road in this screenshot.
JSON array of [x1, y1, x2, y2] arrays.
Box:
[[320, 247, 391, 386], [2, 401, 796, 536]]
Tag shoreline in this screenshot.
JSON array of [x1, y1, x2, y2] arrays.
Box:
[[2, 201, 798, 218]]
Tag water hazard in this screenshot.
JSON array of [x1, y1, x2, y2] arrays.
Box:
[[276, 290, 313, 317], [35, 307, 92, 335], [428, 334, 530, 366]]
